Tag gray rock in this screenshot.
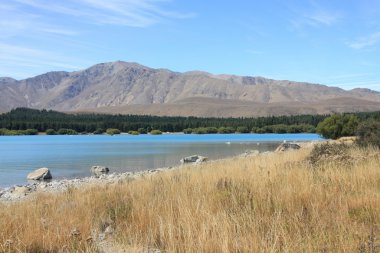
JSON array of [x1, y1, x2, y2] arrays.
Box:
[[91, 166, 109, 176], [275, 143, 301, 152], [180, 155, 208, 164], [27, 167, 52, 180], [12, 186, 30, 195]]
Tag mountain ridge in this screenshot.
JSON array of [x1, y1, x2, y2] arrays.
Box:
[[1, 61, 379, 117]]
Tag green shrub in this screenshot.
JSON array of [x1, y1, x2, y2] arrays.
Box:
[[289, 124, 316, 133], [0, 128, 39, 136], [356, 119, 380, 148], [150, 129, 162, 135], [93, 128, 105, 135], [192, 127, 208, 134], [256, 128, 266, 134], [308, 143, 351, 166], [206, 127, 218, 134], [236, 126, 249, 133], [0, 129, 20, 135], [137, 128, 147, 134], [271, 124, 288, 134], [57, 128, 78, 135], [106, 128, 121, 135], [218, 127, 235, 134], [45, 129, 57, 135], [183, 128, 193, 134], [316, 114, 359, 139], [128, 130, 140, 135]]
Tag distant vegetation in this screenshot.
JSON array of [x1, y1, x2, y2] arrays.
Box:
[[0, 108, 379, 136], [0, 128, 38, 136]]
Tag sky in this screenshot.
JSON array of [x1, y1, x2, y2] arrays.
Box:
[[1, 0, 380, 91]]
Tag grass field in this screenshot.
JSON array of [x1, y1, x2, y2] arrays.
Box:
[[1, 144, 379, 252]]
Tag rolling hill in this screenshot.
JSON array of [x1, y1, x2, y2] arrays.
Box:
[[1, 61, 379, 117]]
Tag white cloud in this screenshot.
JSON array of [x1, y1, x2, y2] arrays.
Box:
[[305, 11, 340, 26], [348, 31, 380, 49], [290, 10, 341, 30], [0, 43, 91, 78], [0, 2, 78, 38], [12, 0, 193, 27]]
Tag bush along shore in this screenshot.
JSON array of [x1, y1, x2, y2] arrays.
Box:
[[1, 139, 379, 252]]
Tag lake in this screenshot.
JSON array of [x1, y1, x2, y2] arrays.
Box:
[[0, 133, 323, 187]]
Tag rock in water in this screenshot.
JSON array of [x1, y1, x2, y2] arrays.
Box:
[[91, 166, 109, 176], [27, 167, 52, 180], [275, 143, 301, 152], [180, 155, 208, 164]]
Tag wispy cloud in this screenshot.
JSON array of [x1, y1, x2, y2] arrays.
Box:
[[0, 43, 91, 78], [305, 11, 340, 26], [13, 0, 194, 28], [290, 10, 341, 30], [285, 0, 342, 31], [0, 0, 192, 78], [0, 2, 78, 38], [323, 72, 380, 91], [348, 31, 380, 49]]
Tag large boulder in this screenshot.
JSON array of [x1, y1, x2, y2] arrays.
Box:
[[275, 143, 301, 152], [27, 167, 52, 180], [91, 166, 109, 177], [180, 155, 208, 164]]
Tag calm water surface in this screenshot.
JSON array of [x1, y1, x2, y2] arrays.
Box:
[[0, 133, 323, 187]]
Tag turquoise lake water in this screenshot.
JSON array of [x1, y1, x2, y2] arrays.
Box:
[[0, 133, 324, 187]]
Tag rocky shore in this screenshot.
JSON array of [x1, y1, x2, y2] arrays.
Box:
[[0, 142, 317, 203], [0, 167, 173, 202]]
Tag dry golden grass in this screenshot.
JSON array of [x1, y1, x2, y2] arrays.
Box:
[[1, 145, 380, 252]]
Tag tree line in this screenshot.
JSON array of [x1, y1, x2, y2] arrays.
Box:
[[0, 107, 379, 135]]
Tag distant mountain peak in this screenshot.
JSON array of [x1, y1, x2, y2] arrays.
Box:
[[0, 77, 17, 83], [0, 61, 379, 116]]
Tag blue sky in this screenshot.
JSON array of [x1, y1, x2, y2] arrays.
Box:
[[1, 0, 380, 91]]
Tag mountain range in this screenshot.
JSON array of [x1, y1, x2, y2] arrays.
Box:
[[1, 61, 380, 117]]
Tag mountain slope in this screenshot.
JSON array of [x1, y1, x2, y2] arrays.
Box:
[[1, 61, 380, 117]]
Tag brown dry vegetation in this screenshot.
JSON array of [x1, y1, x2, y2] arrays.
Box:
[[1, 145, 380, 252]]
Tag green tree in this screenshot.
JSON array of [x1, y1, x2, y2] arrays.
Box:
[[45, 129, 57, 135], [106, 128, 121, 135], [316, 114, 359, 139], [356, 119, 380, 148]]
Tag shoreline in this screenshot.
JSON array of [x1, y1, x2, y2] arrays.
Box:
[[0, 140, 324, 202], [0, 149, 276, 202], [0, 166, 177, 202]]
